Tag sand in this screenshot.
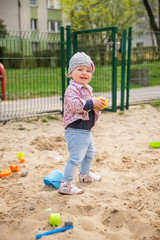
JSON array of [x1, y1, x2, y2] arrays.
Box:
[[0, 104, 160, 240]]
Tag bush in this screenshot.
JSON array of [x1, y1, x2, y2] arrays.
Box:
[[5, 52, 23, 69], [0, 47, 5, 64], [24, 57, 37, 68], [33, 49, 54, 67], [54, 49, 61, 67]]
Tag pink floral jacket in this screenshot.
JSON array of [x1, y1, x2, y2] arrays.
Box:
[[63, 79, 100, 128]]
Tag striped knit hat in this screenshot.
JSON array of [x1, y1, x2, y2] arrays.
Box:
[[68, 52, 95, 76]]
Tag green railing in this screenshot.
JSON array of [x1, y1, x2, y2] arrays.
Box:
[[70, 26, 118, 112], [0, 30, 62, 121], [127, 29, 160, 106], [0, 27, 160, 122]]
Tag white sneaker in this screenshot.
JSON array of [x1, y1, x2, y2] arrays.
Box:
[[79, 172, 102, 183], [58, 181, 84, 195]]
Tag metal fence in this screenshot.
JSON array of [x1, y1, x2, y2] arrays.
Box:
[[127, 30, 160, 105], [71, 26, 118, 112], [0, 28, 160, 122], [0, 30, 63, 121]]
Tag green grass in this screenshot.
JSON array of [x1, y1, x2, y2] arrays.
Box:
[[149, 100, 160, 110], [5, 67, 62, 99], [42, 119, 48, 123], [4, 61, 160, 100], [46, 115, 59, 120]]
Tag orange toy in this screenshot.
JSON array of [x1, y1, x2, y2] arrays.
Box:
[[0, 169, 12, 178], [17, 152, 26, 163], [19, 157, 25, 163], [10, 165, 20, 172]]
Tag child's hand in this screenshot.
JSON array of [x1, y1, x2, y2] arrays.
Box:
[[93, 97, 107, 110]]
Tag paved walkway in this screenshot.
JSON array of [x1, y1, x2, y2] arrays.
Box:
[[0, 86, 160, 121]]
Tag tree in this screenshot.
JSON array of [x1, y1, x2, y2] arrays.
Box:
[[0, 19, 7, 37], [59, 0, 143, 65], [59, 0, 142, 64], [60, 0, 142, 33], [143, 0, 160, 59], [0, 19, 7, 64]]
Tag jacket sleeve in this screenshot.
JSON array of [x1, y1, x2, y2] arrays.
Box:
[[65, 87, 87, 114], [83, 99, 93, 110]]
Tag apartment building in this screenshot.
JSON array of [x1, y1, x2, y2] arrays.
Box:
[[0, 0, 69, 32]]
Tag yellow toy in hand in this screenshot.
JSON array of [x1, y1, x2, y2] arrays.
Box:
[[97, 96, 108, 110]]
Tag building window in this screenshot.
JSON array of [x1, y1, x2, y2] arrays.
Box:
[[47, 0, 59, 9], [47, 0, 54, 8], [32, 42, 39, 51], [31, 19, 38, 31], [30, 0, 37, 7], [48, 21, 61, 32]]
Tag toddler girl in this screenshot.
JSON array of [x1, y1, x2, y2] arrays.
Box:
[[58, 52, 106, 195]]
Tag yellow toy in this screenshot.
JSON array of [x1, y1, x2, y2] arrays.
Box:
[[97, 96, 108, 109]]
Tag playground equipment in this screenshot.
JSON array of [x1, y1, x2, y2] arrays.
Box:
[[0, 63, 6, 100]]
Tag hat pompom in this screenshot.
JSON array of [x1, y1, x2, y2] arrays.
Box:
[[91, 61, 95, 73]]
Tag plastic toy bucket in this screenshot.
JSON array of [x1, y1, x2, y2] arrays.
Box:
[[44, 170, 63, 189], [49, 213, 60, 227]]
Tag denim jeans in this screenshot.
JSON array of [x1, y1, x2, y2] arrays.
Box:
[[63, 128, 95, 182]]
